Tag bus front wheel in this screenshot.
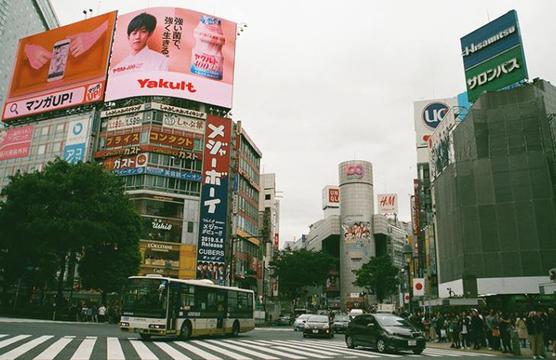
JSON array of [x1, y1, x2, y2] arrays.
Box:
[[231, 321, 240, 337], [180, 321, 192, 340]]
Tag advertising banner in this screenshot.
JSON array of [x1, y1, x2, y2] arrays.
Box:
[[162, 113, 205, 134], [460, 10, 528, 102], [104, 132, 140, 148], [63, 117, 91, 164], [102, 153, 148, 170], [413, 278, 425, 297], [0, 126, 33, 161], [377, 193, 398, 215], [414, 97, 457, 163], [149, 129, 195, 149], [2, 12, 117, 122], [197, 115, 232, 281], [112, 166, 202, 182], [105, 7, 237, 108], [106, 112, 143, 131], [322, 185, 340, 209]]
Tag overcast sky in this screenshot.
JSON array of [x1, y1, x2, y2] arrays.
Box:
[[51, 0, 556, 246]]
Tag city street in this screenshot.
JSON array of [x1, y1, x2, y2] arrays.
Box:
[[0, 318, 511, 360]]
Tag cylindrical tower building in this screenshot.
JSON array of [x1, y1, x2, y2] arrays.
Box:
[[338, 160, 375, 309]]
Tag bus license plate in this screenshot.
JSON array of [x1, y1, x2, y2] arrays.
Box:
[[312, 330, 319, 334], [408, 340, 417, 346]]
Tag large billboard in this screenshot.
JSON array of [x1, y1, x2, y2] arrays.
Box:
[[105, 8, 237, 108], [460, 10, 528, 102], [414, 97, 457, 163], [2, 12, 117, 122], [196, 115, 232, 284], [322, 185, 340, 209], [377, 193, 398, 215]]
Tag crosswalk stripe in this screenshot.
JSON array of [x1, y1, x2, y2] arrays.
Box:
[[129, 340, 159, 360], [0, 334, 31, 349], [0, 335, 52, 360], [0, 336, 7, 339], [154, 342, 192, 360], [274, 346, 333, 358], [174, 341, 223, 360], [206, 339, 279, 359], [191, 340, 252, 360], [248, 340, 333, 358], [425, 348, 491, 357], [229, 340, 306, 359], [107, 337, 125, 360], [70, 336, 97, 360], [278, 340, 382, 358], [33, 336, 74, 360]]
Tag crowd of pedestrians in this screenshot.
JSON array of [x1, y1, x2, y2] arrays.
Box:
[[68, 302, 120, 323], [405, 308, 556, 359]]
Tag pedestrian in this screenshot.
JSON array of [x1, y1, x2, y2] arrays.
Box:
[[98, 304, 107, 323], [436, 313, 446, 342], [547, 308, 556, 357], [526, 310, 545, 359], [516, 314, 529, 348], [486, 309, 500, 350], [460, 311, 471, 349], [499, 312, 513, 353], [471, 309, 484, 350]]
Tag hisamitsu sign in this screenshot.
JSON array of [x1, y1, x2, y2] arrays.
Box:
[[460, 10, 528, 102]]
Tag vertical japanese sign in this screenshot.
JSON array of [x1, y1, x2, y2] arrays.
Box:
[[197, 115, 232, 283], [460, 10, 528, 102], [0, 126, 33, 161], [63, 117, 91, 164]]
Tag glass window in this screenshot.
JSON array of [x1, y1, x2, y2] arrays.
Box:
[[38, 144, 46, 155]]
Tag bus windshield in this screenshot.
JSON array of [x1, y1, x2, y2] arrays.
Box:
[[122, 278, 168, 318]]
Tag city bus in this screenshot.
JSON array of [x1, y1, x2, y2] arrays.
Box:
[[119, 274, 255, 340]]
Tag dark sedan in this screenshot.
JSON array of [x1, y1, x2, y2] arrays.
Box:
[[332, 314, 350, 333], [345, 313, 425, 354], [302, 315, 334, 338]]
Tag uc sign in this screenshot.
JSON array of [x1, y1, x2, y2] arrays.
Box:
[[422, 102, 449, 129]]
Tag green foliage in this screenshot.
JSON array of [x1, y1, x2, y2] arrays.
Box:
[[270, 249, 337, 299], [354, 255, 400, 303], [0, 158, 141, 301]]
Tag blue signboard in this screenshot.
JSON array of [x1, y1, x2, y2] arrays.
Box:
[[63, 143, 85, 164], [112, 166, 202, 182], [460, 10, 521, 70]]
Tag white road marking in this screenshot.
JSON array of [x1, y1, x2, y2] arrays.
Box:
[[191, 339, 253, 360], [70, 336, 97, 360], [34, 336, 74, 360], [0, 334, 31, 349], [107, 337, 125, 360], [206, 339, 279, 359], [0, 335, 52, 360], [129, 340, 159, 360], [154, 341, 192, 360], [174, 340, 223, 360], [229, 340, 306, 359]]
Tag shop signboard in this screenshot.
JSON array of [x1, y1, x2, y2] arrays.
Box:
[[196, 115, 232, 279], [460, 10, 528, 102], [0, 126, 33, 160], [63, 117, 91, 164]]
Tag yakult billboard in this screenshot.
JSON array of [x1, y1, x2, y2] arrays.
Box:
[[2, 12, 117, 122], [105, 8, 237, 108]]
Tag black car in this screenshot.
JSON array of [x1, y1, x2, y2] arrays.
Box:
[[345, 313, 425, 354], [332, 314, 350, 333], [302, 315, 334, 338]]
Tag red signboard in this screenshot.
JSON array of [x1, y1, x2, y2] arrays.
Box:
[[149, 130, 194, 148], [0, 126, 33, 160], [105, 132, 140, 148]]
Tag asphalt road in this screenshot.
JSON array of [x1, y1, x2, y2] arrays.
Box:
[[0, 318, 512, 360]]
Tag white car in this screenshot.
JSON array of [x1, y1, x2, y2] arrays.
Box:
[[293, 314, 312, 331]]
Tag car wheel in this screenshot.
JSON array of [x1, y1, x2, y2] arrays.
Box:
[[303, 333, 307, 338], [413, 348, 424, 355], [346, 335, 355, 349], [376, 338, 387, 353]]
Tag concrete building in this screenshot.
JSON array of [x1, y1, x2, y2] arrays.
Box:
[[338, 160, 375, 308], [0, 0, 58, 111], [433, 79, 556, 303]]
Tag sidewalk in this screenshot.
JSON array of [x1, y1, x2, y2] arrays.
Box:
[[427, 341, 540, 358]]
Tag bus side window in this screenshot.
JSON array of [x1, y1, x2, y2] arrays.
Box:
[[217, 290, 226, 313], [228, 291, 237, 314], [179, 284, 194, 310]]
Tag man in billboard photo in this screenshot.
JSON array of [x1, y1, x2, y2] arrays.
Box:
[[111, 13, 168, 75]]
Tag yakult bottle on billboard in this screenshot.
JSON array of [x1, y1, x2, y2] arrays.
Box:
[[190, 16, 225, 80]]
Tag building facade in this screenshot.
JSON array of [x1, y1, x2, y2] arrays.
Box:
[[434, 79, 556, 299]]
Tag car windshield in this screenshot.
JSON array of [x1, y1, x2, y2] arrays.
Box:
[[374, 314, 411, 327], [307, 315, 329, 323], [334, 315, 349, 321], [296, 314, 311, 321]]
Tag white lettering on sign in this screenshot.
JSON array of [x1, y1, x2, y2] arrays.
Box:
[[466, 57, 521, 90], [461, 26, 516, 57], [152, 218, 173, 231]]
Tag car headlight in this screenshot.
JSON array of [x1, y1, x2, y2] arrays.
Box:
[[323, 324, 329, 329]]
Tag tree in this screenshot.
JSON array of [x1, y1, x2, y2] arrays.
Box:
[[270, 249, 337, 300], [354, 255, 400, 303], [0, 158, 141, 305]]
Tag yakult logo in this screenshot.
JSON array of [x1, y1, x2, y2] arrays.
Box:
[[422, 102, 448, 129], [344, 164, 364, 179]]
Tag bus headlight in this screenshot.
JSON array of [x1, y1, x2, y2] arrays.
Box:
[[148, 324, 166, 329], [120, 322, 129, 327]]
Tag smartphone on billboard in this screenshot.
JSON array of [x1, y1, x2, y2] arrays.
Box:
[[47, 39, 71, 82]]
